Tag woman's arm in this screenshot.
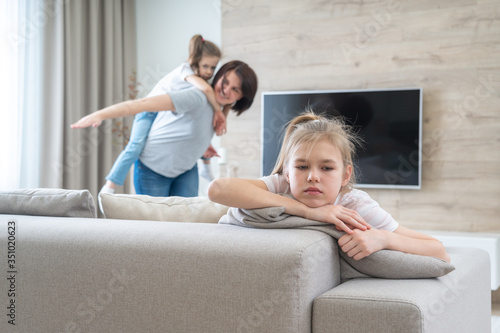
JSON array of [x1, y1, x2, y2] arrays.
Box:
[[185, 75, 225, 135], [208, 177, 371, 234], [338, 226, 450, 262], [71, 94, 175, 129]]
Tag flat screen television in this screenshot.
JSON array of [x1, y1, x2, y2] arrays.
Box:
[[261, 88, 422, 189]]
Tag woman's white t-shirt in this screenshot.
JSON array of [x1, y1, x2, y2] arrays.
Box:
[[260, 174, 399, 231]]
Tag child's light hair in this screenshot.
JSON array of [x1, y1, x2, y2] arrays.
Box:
[[272, 109, 362, 193], [188, 35, 222, 71]]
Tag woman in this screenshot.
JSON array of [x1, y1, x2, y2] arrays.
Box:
[[72, 60, 258, 197]]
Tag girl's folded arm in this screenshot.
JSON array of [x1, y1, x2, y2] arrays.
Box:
[[338, 226, 450, 262], [208, 177, 308, 215], [388, 226, 451, 262], [207, 177, 369, 234]]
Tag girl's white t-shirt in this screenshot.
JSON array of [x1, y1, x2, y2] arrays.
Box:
[[147, 62, 195, 98], [260, 173, 399, 231]]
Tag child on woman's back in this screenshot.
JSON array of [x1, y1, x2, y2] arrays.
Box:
[[98, 34, 227, 194], [208, 110, 450, 262]]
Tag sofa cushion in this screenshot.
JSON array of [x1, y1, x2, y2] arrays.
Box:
[[337, 245, 454, 280], [220, 206, 455, 280], [0, 188, 97, 218], [100, 193, 229, 223]]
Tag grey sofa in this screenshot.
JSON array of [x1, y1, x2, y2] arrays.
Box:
[[0, 190, 492, 332], [0, 215, 490, 333]]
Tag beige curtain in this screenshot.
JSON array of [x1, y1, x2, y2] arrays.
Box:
[[35, 0, 136, 198]]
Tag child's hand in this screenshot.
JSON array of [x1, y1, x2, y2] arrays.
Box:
[[213, 110, 227, 136], [307, 204, 371, 235], [202, 145, 220, 159], [338, 229, 387, 260], [71, 113, 103, 129]]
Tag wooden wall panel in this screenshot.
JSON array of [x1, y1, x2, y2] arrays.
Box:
[[220, 0, 500, 233]]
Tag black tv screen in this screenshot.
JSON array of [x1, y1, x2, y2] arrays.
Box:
[[261, 88, 422, 189]]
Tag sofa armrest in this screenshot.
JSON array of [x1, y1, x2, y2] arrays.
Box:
[[312, 247, 491, 333]]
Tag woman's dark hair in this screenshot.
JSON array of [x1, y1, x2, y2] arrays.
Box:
[[212, 60, 258, 116]]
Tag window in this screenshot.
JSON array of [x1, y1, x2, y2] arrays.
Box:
[[0, 1, 21, 189]]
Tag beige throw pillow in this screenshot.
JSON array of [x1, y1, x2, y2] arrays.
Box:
[[100, 193, 229, 223]]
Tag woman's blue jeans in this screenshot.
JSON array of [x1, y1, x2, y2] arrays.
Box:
[[133, 159, 199, 197], [105, 112, 157, 185]]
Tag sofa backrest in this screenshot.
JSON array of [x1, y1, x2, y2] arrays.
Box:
[[0, 215, 340, 333]]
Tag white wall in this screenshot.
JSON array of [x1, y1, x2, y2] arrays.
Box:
[[135, 0, 221, 97], [135, 0, 222, 195]]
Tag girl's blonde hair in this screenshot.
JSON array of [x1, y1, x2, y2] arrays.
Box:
[[188, 35, 222, 71], [271, 109, 362, 193]]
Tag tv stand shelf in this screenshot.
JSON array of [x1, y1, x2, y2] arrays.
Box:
[[419, 230, 500, 290]]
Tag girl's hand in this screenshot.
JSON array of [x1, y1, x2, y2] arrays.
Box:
[[338, 229, 388, 260], [307, 204, 371, 235], [213, 110, 226, 136], [71, 113, 103, 129]]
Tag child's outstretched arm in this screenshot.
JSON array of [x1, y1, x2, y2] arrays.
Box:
[[338, 226, 450, 262], [208, 177, 371, 234], [185, 75, 226, 135], [71, 94, 175, 129]]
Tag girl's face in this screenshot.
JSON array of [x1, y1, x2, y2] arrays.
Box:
[[213, 70, 243, 106], [285, 138, 352, 208], [197, 55, 219, 81]]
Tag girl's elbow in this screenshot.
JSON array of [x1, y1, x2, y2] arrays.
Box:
[[207, 179, 222, 202], [435, 241, 451, 263], [440, 247, 451, 263]]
